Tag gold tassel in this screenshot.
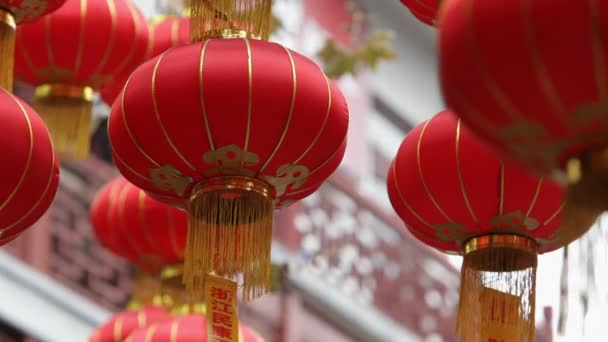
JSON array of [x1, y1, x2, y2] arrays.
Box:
[[34, 84, 93, 160], [457, 235, 537, 342], [184, 176, 273, 302], [0, 9, 15, 91], [190, 0, 272, 41], [128, 269, 162, 310], [158, 265, 206, 314]]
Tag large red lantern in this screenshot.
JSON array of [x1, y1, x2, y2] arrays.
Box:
[[125, 315, 264, 342], [439, 0, 608, 215], [0, 88, 59, 245], [14, 0, 148, 159], [387, 110, 577, 341], [100, 16, 190, 107], [90, 177, 188, 273], [89, 307, 171, 342], [399, 0, 440, 26], [108, 0, 349, 301], [0, 0, 66, 91]]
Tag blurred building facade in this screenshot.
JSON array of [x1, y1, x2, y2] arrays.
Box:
[[0, 1, 554, 341]]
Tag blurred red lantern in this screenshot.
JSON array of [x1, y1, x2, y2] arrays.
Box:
[[440, 0, 608, 213], [387, 110, 578, 341], [0, 0, 66, 91], [14, 0, 148, 159], [0, 88, 59, 245], [399, 0, 440, 26], [125, 314, 264, 342], [89, 307, 171, 342], [90, 177, 188, 273], [108, 0, 349, 301], [100, 16, 190, 107]]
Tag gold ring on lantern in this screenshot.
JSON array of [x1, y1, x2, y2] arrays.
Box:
[[0, 8, 15, 91], [35, 84, 94, 101], [463, 234, 537, 273], [191, 176, 271, 199], [0, 9, 16, 29], [464, 234, 537, 255]]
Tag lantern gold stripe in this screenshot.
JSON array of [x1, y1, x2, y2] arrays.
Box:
[[144, 325, 157, 342], [74, 0, 87, 74], [113, 317, 124, 341], [544, 201, 566, 226], [90, 0, 118, 80], [525, 178, 544, 218], [0, 90, 34, 212], [198, 40, 215, 150], [113, 1, 142, 77], [417, 118, 454, 222], [170, 319, 179, 342], [522, 0, 570, 123], [151, 52, 198, 172], [499, 162, 505, 215], [391, 161, 434, 228], [120, 73, 161, 167], [465, 0, 527, 122], [589, 0, 608, 99], [43, 16, 55, 72], [138, 189, 161, 252], [455, 118, 478, 223], [243, 38, 253, 152], [118, 184, 147, 257], [258, 45, 297, 174], [291, 71, 333, 166]]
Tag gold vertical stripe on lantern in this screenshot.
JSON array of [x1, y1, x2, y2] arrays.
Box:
[[0, 8, 15, 91], [185, 176, 272, 302], [190, 0, 272, 41], [34, 84, 93, 160], [457, 235, 537, 342]]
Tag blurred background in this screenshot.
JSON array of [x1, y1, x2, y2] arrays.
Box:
[[4, 0, 604, 341]]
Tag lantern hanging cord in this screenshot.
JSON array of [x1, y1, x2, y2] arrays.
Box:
[[190, 0, 272, 41]]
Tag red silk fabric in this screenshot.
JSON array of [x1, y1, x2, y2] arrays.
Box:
[[108, 38, 349, 208], [0, 0, 66, 23], [90, 177, 188, 272], [0, 89, 59, 245], [126, 314, 264, 342], [400, 0, 440, 26], [14, 0, 148, 89], [89, 307, 171, 342], [387, 110, 565, 254], [440, 0, 608, 175], [100, 16, 190, 106]]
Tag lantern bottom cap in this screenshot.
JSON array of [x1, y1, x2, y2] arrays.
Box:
[[464, 234, 537, 255], [191, 175, 272, 200], [35, 84, 94, 102]]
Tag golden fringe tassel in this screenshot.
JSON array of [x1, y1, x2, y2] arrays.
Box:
[[190, 0, 272, 41], [184, 176, 273, 303], [0, 9, 15, 91], [34, 84, 93, 160], [158, 265, 206, 314], [457, 235, 537, 342], [127, 269, 162, 310]]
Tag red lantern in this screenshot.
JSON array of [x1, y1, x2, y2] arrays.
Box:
[[90, 177, 188, 273], [0, 0, 66, 91], [100, 16, 190, 107], [0, 88, 59, 245], [89, 307, 171, 342], [14, 0, 148, 159], [399, 0, 440, 26], [387, 110, 572, 341], [108, 0, 349, 301], [125, 315, 264, 342], [439, 0, 608, 214]]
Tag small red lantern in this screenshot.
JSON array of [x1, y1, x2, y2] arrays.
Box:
[[399, 0, 440, 26], [90, 177, 188, 273], [100, 16, 190, 107], [125, 314, 264, 342], [108, 0, 349, 301], [387, 110, 576, 341], [89, 307, 171, 342], [439, 0, 608, 214], [14, 0, 148, 159], [0, 0, 66, 91], [0, 88, 59, 245]]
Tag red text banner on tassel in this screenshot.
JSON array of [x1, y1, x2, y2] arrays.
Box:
[[205, 274, 239, 342]]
